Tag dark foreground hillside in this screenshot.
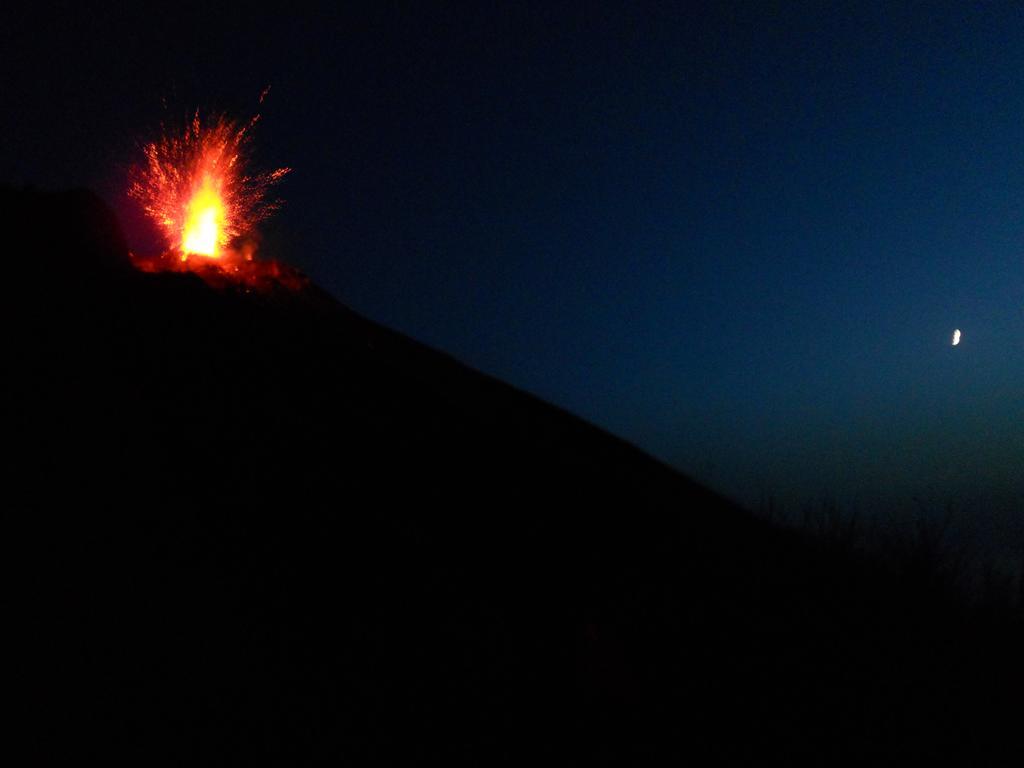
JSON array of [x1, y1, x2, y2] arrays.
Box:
[[7, 187, 1021, 765]]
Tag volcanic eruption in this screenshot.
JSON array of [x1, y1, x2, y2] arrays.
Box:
[[6, 116, 1021, 768], [128, 105, 291, 280]]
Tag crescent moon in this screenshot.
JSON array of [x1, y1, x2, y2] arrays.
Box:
[[952, 329, 961, 346]]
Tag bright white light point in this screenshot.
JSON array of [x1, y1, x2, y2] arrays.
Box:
[[952, 329, 961, 346]]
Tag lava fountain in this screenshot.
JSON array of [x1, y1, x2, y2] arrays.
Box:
[[129, 108, 290, 267]]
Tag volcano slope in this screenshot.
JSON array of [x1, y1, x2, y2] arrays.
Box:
[[7, 187, 1021, 765]]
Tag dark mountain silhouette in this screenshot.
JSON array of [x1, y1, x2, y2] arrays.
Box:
[[7, 187, 1020, 765]]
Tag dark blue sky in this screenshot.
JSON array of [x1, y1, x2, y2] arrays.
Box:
[[3, 2, 1021, 548]]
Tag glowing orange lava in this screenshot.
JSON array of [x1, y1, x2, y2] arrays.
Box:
[[181, 176, 225, 258], [129, 109, 289, 265]]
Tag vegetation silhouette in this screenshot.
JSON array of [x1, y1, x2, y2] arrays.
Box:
[[7, 187, 1020, 765]]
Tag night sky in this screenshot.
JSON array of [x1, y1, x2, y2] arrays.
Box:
[[3, 3, 1021, 553]]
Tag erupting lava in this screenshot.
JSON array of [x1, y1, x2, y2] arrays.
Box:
[[129, 108, 290, 267], [181, 176, 225, 257]]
